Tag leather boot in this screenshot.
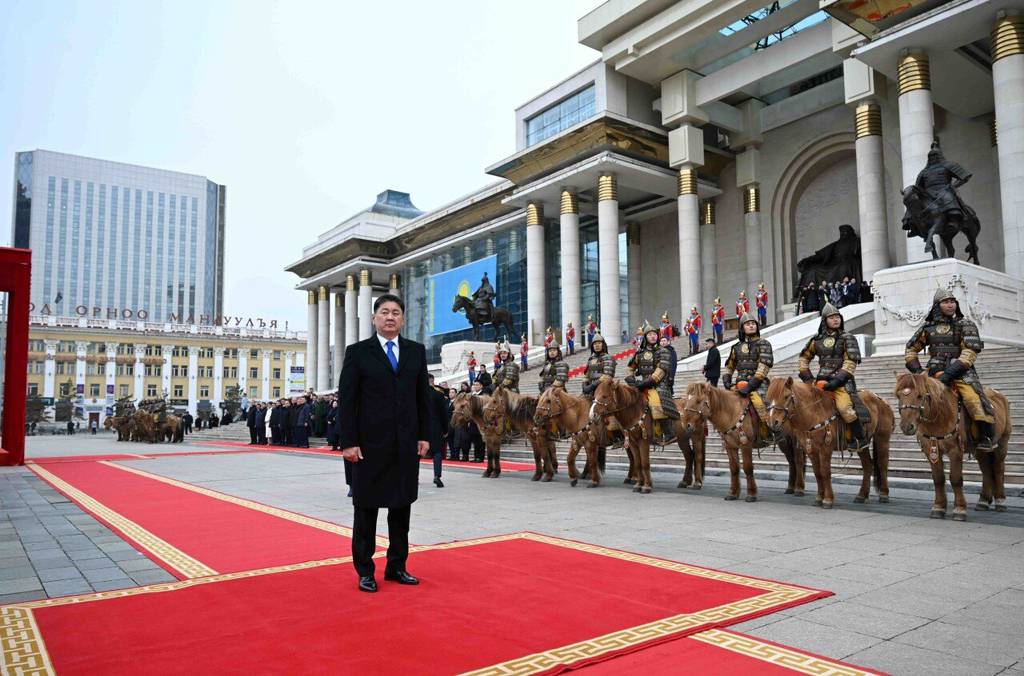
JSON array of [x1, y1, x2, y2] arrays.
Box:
[[976, 421, 995, 451], [848, 420, 867, 450]]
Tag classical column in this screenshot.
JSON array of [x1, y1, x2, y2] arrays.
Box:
[[559, 189, 581, 342], [238, 347, 248, 396], [345, 274, 358, 348], [75, 342, 88, 409], [389, 273, 400, 297], [677, 168, 702, 319], [212, 347, 224, 409], [597, 174, 622, 342], [627, 222, 642, 334], [43, 340, 57, 400], [105, 342, 117, 418], [133, 344, 145, 403], [305, 290, 318, 389], [333, 291, 344, 386], [358, 269, 373, 340], [316, 285, 330, 391], [284, 351, 294, 399], [855, 102, 891, 282], [993, 12, 1024, 278], [700, 200, 718, 314], [187, 346, 199, 416], [261, 349, 272, 400], [161, 344, 173, 398], [525, 202, 546, 345], [897, 50, 933, 263], [743, 186, 763, 298]]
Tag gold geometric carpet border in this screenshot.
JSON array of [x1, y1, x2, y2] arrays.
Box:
[[99, 460, 390, 548], [0, 533, 829, 676], [690, 629, 880, 676], [27, 464, 217, 580]]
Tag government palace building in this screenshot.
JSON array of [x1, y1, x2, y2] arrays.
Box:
[[290, 0, 1024, 391]]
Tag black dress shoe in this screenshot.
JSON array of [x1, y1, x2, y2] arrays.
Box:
[[434, 477, 444, 488], [358, 576, 377, 593], [384, 569, 419, 585]]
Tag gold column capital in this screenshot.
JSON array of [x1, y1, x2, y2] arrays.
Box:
[[307, 290, 316, 305], [597, 174, 618, 202], [318, 285, 328, 301], [346, 274, 355, 292], [743, 186, 760, 214], [526, 202, 544, 226], [677, 168, 698, 196], [855, 103, 882, 139], [701, 200, 716, 226], [359, 269, 370, 286], [993, 14, 1024, 62], [335, 292, 343, 306], [898, 51, 930, 95], [389, 273, 399, 290], [559, 189, 578, 215]]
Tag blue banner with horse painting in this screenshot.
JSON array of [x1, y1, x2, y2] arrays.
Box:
[[427, 255, 497, 336]]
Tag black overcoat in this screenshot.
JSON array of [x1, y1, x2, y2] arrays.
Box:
[[426, 387, 450, 457], [338, 335, 430, 509], [704, 346, 721, 381]]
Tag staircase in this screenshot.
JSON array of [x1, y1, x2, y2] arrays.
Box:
[[186, 422, 252, 443]]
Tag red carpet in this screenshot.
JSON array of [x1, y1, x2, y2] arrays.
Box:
[[12, 533, 830, 675], [29, 461, 365, 578]]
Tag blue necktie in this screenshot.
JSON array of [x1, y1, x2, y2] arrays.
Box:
[[386, 340, 399, 372]]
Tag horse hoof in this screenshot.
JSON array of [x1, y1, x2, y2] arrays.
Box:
[[930, 510, 945, 519], [570, 479, 578, 487], [853, 496, 866, 504], [641, 487, 652, 494], [974, 502, 989, 511], [822, 501, 833, 510], [693, 483, 702, 491], [530, 474, 541, 482], [541, 475, 553, 483], [724, 495, 738, 501], [814, 499, 823, 506], [633, 486, 642, 493], [952, 512, 967, 522], [879, 496, 890, 504], [482, 471, 492, 478], [995, 504, 1008, 512], [794, 491, 805, 498], [677, 481, 687, 489], [623, 478, 633, 485], [745, 495, 757, 503], [588, 482, 599, 488], [784, 488, 794, 495], [492, 473, 501, 479]]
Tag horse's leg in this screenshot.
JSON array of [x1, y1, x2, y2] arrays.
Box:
[[541, 438, 555, 482], [820, 440, 835, 508], [808, 446, 824, 506], [529, 436, 542, 481], [725, 444, 740, 500], [950, 447, 967, 521], [693, 433, 704, 489], [741, 445, 757, 501], [567, 438, 580, 487], [854, 448, 872, 503], [780, 440, 796, 494], [587, 440, 602, 488], [679, 436, 693, 489], [928, 451, 947, 518], [875, 428, 891, 503], [976, 450, 992, 510], [994, 437, 1008, 512], [624, 435, 637, 485]]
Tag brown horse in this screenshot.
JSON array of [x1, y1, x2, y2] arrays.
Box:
[[485, 387, 556, 482], [894, 373, 1010, 520], [591, 379, 660, 493], [103, 415, 133, 441], [681, 382, 800, 502], [535, 387, 605, 487], [450, 393, 504, 478], [159, 415, 184, 443], [675, 399, 708, 491], [766, 378, 893, 508]]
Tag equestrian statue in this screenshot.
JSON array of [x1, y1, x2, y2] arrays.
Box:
[[452, 272, 518, 341]]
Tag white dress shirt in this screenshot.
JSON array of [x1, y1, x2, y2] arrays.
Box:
[[376, 333, 399, 363]]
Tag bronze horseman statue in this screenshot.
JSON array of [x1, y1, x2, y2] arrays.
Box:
[[902, 139, 981, 263], [451, 272, 518, 341]]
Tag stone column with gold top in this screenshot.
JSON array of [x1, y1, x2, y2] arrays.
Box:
[[597, 174, 622, 343], [743, 184, 763, 299], [677, 167, 702, 319], [316, 285, 330, 391], [306, 290, 318, 392], [855, 102, 890, 282], [559, 190, 581, 343], [133, 343, 146, 404], [388, 273, 400, 297], [358, 269, 373, 341], [333, 291, 344, 386], [526, 202, 546, 345], [105, 342, 118, 419], [627, 222, 642, 334], [700, 200, 718, 314], [345, 274, 358, 349], [993, 12, 1024, 278], [897, 50, 933, 263]]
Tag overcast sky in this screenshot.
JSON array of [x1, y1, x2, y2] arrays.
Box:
[[2, 0, 603, 329]]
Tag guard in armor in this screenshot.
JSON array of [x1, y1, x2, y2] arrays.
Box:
[[581, 332, 618, 470], [755, 283, 769, 327], [905, 288, 995, 449], [538, 345, 569, 392], [736, 291, 750, 321], [493, 342, 520, 392], [711, 298, 725, 344], [723, 312, 773, 422], [626, 322, 679, 438], [798, 303, 868, 449]]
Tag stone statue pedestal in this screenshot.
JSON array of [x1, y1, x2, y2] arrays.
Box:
[[439, 341, 499, 384], [871, 259, 1024, 356]]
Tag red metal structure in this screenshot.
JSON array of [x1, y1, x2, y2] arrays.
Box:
[[1, 247, 31, 466]]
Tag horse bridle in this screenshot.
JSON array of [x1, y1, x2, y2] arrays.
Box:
[[534, 392, 564, 423], [768, 388, 837, 434], [898, 392, 935, 424]]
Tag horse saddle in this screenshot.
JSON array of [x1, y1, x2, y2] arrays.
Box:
[[643, 389, 667, 421]]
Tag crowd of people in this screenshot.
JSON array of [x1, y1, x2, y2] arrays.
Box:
[[795, 277, 868, 314], [239, 393, 339, 450]]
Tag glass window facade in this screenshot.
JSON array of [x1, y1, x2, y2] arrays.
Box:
[[525, 85, 596, 147], [14, 152, 33, 249]]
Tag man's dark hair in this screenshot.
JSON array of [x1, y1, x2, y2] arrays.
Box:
[[428, 374, 435, 383], [705, 338, 715, 345], [373, 293, 405, 313]]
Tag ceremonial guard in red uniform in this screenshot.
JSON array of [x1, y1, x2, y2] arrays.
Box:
[[467, 351, 478, 384], [755, 283, 769, 327], [520, 339, 529, 371], [586, 315, 598, 347], [687, 306, 701, 356], [735, 291, 750, 321], [543, 327, 556, 349], [565, 322, 576, 355], [659, 312, 675, 341], [711, 298, 725, 345]]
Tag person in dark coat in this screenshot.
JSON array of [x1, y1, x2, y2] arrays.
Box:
[[326, 399, 340, 450], [287, 399, 300, 446], [476, 365, 493, 394], [659, 336, 679, 396], [255, 403, 268, 445], [425, 375, 450, 487], [338, 293, 430, 593], [246, 403, 259, 444], [292, 396, 311, 448], [702, 338, 721, 387]]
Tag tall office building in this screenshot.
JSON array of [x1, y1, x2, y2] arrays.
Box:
[[11, 150, 225, 322]]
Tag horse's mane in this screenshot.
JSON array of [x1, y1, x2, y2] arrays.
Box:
[[895, 372, 941, 398], [505, 390, 538, 427], [687, 381, 728, 408]]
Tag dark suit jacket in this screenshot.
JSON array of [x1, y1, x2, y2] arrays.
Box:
[[338, 335, 430, 509], [426, 387, 450, 457], [704, 346, 721, 381]]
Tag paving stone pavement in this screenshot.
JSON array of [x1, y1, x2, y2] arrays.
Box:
[[9, 435, 1024, 674]]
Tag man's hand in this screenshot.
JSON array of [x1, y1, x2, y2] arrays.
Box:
[[417, 441, 430, 457], [342, 446, 363, 462]]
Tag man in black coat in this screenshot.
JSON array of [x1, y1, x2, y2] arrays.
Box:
[[255, 403, 268, 445], [426, 375, 450, 488], [701, 338, 720, 387], [293, 396, 311, 448], [246, 403, 259, 444], [339, 293, 430, 594], [286, 399, 300, 446], [476, 365, 493, 394]]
